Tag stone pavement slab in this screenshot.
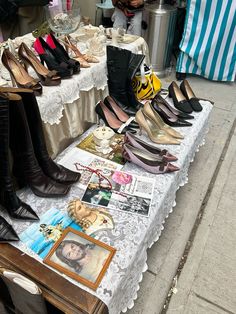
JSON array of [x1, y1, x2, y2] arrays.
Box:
[[167, 124, 236, 314]]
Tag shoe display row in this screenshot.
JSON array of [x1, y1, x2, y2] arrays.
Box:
[[1, 33, 101, 96]]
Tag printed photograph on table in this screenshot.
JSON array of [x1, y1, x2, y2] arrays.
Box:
[[20, 208, 83, 259], [81, 169, 155, 216], [77, 132, 125, 165], [43, 227, 116, 290]]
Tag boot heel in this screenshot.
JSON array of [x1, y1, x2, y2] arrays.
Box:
[[14, 175, 27, 189]]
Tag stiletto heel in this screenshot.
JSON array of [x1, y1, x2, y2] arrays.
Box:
[[18, 42, 61, 86], [139, 127, 143, 135], [1, 50, 42, 96], [9, 72, 17, 87], [95, 101, 136, 134], [135, 109, 181, 145], [64, 35, 99, 64], [143, 102, 184, 139], [168, 81, 193, 114], [46, 33, 80, 74]]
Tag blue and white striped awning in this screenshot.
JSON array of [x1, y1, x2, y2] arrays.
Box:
[[176, 0, 236, 81]]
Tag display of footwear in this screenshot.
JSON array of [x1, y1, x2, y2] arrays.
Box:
[[168, 81, 193, 113], [46, 33, 80, 74], [18, 42, 61, 86], [180, 79, 203, 111], [152, 100, 192, 127], [0, 87, 81, 185], [0, 217, 19, 242], [123, 144, 179, 174], [64, 35, 99, 65], [34, 37, 73, 79], [143, 102, 184, 140], [135, 109, 181, 145], [0, 92, 39, 222], [107, 46, 143, 116], [104, 96, 139, 129], [124, 132, 178, 162], [95, 101, 136, 134], [1, 50, 42, 96], [154, 94, 194, 120], [8, 95, 70, 198]]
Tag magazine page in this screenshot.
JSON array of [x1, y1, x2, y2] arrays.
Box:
[[58, 147, 123, 189], [81, 169, 155, 217]]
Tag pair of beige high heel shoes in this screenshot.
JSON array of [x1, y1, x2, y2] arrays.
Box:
[[62, 35, 99, 68], [136, 102, 184, 145]]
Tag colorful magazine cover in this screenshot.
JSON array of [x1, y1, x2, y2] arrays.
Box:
[[77, 133, 125, 165], [19, 208, 83, 259], [81, 169, 155, 217]]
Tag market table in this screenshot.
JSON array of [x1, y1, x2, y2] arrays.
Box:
[[1, 98, 212, 314], [35, 36, 149, 158]]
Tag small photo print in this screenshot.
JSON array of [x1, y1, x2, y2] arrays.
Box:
[[44, 228, 116, 290]]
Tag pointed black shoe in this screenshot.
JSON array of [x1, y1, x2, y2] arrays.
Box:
[[104, 96, 139, 129], [152, 101, 192, 127], [0, 216, 19, 242], [95, 101, 136, 134], [180, 80, 203, 112], [0, 93, 39, 221], [14, 89, 81, 185], [154, 94, 194, 120], [46, 33, 80, 74], [168, 81, 193, 114]]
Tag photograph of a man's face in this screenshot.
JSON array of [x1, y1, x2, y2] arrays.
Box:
[[44, 228, 116, 290]]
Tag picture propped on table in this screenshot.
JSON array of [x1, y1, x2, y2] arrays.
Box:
[[44, 228, 116, 290]]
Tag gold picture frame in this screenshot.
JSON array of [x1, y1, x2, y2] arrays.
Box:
[[43, 227, 116, 290]]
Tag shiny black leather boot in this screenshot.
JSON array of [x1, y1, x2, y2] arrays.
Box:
[[15, 89, 80, 185], [0, 93, 38, 225], [107, 46, 143, 115], [8, 96, 70, 198]]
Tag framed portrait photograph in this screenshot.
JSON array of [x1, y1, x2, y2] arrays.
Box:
[[43, 227, 116, 290]]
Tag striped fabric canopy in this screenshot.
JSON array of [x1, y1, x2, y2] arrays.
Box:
[[176, 0, 236, 81]]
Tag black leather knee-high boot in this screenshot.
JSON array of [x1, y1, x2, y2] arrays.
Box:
[[8, 95, 70, 198], [12, 89, 80, 185], [0, 93, 38, 241], [106, 46, 144, 115]]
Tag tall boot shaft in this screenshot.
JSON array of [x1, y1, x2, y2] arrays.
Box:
[[0, 93, 38, 221], [8, 96, 70, 198], [6, 88, 80, 185]]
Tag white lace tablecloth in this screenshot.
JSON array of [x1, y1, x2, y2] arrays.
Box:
[[5, 99, 212, 314], [36, 37, 148, 125]]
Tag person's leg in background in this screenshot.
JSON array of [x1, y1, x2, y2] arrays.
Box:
[[111, 7, 128, 30], [127, 10, 142, 36]]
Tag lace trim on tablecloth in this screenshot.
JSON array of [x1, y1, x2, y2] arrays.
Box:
[[6, 100, 212, 314]]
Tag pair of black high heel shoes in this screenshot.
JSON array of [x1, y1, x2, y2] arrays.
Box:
[[34, 33, 80, 79], [0, 88, 80, 242], [95, 96, 139, 134], [168, 80, 203, 114]]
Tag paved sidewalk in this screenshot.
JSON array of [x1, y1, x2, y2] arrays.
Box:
[[128, 76, 236, 314]]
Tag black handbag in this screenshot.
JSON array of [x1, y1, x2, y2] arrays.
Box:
[[0, 0, 18, 23], [13, 0, 50, 6]]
